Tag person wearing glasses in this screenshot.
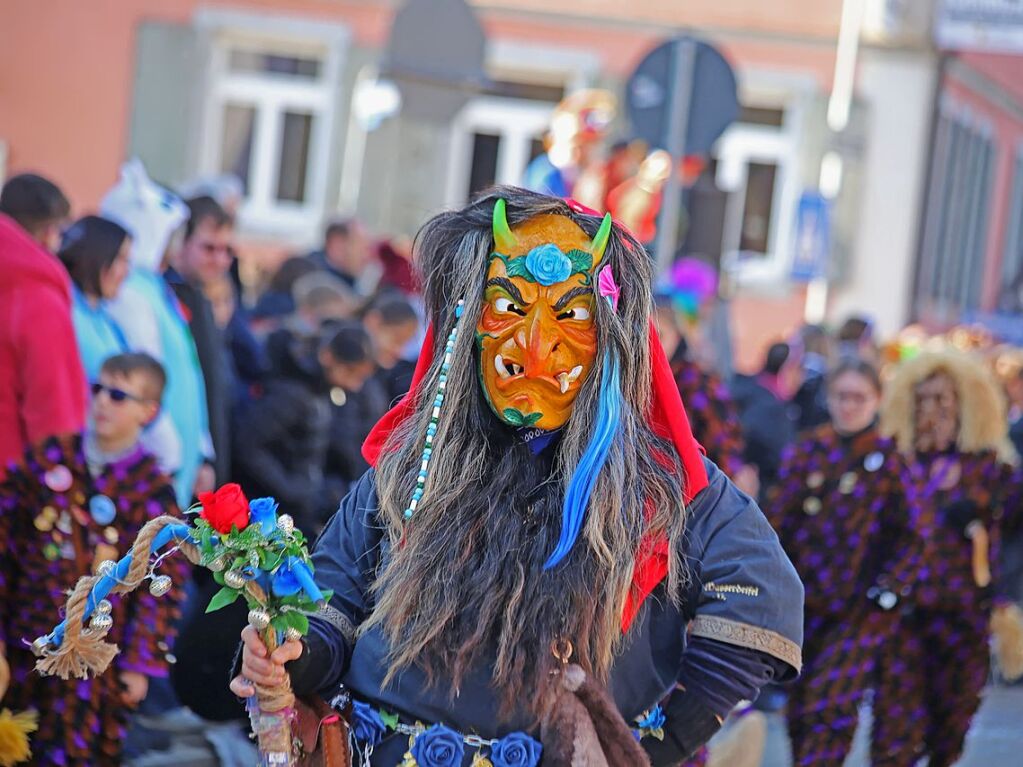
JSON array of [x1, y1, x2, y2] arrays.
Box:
[[165, 196, 236, 496], [0, 352, 184, 766], [764, 358, 919, 766]]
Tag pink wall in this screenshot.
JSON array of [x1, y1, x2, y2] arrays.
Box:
[[1, 0, 837, 212], [944, 55, 1023, 309]]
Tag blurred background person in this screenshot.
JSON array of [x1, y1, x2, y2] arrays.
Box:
[[0, 173, 85, 476], [58, 216, 133, 382], [362, 291, 420, 405], [166, 195, 235, 492], [102, 161, 207, 508], [307, 218, 380, 297], [319, 321, 387, 519], [766, 358, 916, 766], [732, 340, 803, 496]]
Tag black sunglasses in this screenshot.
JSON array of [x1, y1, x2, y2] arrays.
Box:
[[91, 382, 146, 404]]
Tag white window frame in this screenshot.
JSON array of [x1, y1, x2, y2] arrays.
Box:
[[714, 72, 814, 288], [194, 9, 349, 239], [444, 41, 600, 207]]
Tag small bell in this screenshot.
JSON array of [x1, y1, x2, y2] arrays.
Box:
[[248, 608, 271, 630], [90, 613, 114, 634], [284, 627, 303, 643], [149, 575, 173, 597], [31, 636, 52, 657], [97, 559, 117, 578], [224, 570, 246, 589], [208, 554, 227, 572], [277, 514, 295, 535], [95, 599, 113, 615]]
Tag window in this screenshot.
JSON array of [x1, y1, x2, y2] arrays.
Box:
[[1000, 148, 1023, 307], [714, 95, 803, 285], [916, 107, 995, 318], [195, 9, 350, 237]]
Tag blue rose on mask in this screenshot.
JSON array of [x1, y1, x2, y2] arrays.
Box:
[[248, 497, 279, 536], [410, 723, 464, 767], [524, 244, 573, 286], [351, 701, 387, 747], [490, 732, 542, 767]]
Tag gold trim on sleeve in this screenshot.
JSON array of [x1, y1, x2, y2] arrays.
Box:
[[690, 615, 802, 672]]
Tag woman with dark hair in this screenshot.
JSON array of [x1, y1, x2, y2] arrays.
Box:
[[58, 215, 133, 381], [766, 357, 918, 766]]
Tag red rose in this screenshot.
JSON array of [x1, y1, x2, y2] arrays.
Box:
[[199, 483, 250, 534]]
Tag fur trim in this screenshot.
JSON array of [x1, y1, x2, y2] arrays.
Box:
[[880, 350, 1017, 463]]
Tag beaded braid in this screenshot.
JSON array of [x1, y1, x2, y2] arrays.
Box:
[[403, 300, 465, 520]]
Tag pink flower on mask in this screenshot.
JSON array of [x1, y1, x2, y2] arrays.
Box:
[[597, 265, 620, 312]]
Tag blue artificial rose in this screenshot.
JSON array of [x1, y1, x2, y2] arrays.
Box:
[[351, 701, 388, 747], [636, 705, 666, 732], [410, 723, 464, 767], [491, 732, 542, 767], [524, 244, 573, 286], [271, 561, 302, 597], [248, 497, 279, 536]]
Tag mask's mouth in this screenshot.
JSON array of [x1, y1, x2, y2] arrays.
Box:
[[494, 354, 523, 379], [494, 354, 584, 394]]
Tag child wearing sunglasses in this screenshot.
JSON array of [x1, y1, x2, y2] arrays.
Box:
[[0, 352, 185, 766]]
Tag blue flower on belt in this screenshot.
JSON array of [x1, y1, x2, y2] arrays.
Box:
[[351, 700, 387, 747], [490, 731, 542, 767], [524, 244, 573, 285], [634, 705, 666, 741], [410, 723, 464, 767]]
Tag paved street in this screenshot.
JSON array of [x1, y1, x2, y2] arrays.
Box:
[[756, 685, 1023, 766]]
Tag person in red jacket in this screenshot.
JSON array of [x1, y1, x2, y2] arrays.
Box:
[[0, 174, 87, 478]]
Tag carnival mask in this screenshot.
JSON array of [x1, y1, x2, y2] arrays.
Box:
[[476, 200, 611, 430], [914, 371, 960, 453]]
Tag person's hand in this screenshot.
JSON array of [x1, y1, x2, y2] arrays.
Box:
[[119, 671, 149, 707], [733, 465, 760, 498], [193, 462, 216, 497], [229, 625, 304, 698], [0, 642, 9, 701]]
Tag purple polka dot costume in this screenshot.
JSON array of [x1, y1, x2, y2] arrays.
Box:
[[765, 425, 916, 766], [0, 434, 184, 766], [872, 450, 1020, 767], [670, 354, 746, 478]]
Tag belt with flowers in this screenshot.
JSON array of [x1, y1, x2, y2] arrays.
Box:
[[347, 698, 542, 767], [344, 695, 668, 766]]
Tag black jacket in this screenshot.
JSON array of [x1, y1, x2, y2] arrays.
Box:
[[731, 373, 797, 496], [165, 269, 233, 484], [232, 329, 329, 535]]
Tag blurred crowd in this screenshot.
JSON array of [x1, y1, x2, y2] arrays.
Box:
[[0, 164, 424, 764], [2, 160, 1023, 766]]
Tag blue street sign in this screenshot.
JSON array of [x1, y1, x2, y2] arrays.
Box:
[[791, 191, 831, 282]]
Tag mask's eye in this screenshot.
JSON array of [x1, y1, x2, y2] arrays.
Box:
[[557, 306, 591, 321], [494, 297, 526, 316]]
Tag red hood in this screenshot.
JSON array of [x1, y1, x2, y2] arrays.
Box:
[[0, 213, 72, 301]]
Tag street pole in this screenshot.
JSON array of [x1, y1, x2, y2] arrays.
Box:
[[654, 38, 695, 278]]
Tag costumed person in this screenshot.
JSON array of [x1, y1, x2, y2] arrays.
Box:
[[0, 352, 184, 766], [765, 358, 918, 766], [231, 188, 803, 766], [102, 159, 211, 507], [873, 350, 1023, 767], [654, 257, 757, 497], [523, 90, 616, 209]]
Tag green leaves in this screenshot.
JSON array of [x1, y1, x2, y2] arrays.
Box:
[[502, 409, 542, 427], [206, 586, 241, 613]]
